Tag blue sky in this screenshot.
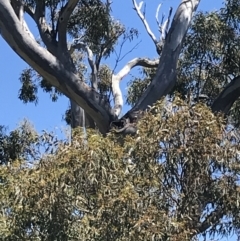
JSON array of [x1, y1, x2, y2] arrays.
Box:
[[0, 0, 223, 134]]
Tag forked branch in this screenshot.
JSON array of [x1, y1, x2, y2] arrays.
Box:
[[132, 0, 158, 46], [34, 1, 58, 54], [112, 58, 159, 117], [11, 0, 24, 23], [130, 0, 200, 117], [0, 0, 113, 133], [156, 4, 173, 42], [23, 4, 34, 19], [70, 41, 98, 90], [10, 0, 35, 40], [58, 0, 79, 49], [133, 0, 173, 55]]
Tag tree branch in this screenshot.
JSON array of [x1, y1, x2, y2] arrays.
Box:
[[133, 0, 172, 55], [23, 4, 34, 20], [211, 75, 240, 114], [160, 7, 173, 42], [112, 58, 159, 117], [34, 0, 58, 55], [71, 42, 95, 71], [130, 0, 200, 115], [156, 4, 173, 41], [58, 0, 78, 49], [10, 0, 35, 40], [116, 58, 159, 80], [0, 0, 113, 133], [71, 41, 98, 90], [155, 4, 162, 29], [11, 0, 24, 22], [132, 0, 158, 46], [196, 207, 224, 233]]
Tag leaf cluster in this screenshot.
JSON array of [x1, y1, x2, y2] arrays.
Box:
[[1, 100, 240, 240], [0, 121, 38, 165]]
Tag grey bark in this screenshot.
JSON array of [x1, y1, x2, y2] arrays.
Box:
[[211, 76, 240, 114], [0, 0, 112, 133], [131, 0, 200, 114], [69, 41, 99, 130], [70, 101, 95, 129], [5, 0, 235, 135], [70, 100, 85, 128]]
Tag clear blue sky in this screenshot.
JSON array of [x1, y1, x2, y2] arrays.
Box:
[[0, 0, 222, 134]]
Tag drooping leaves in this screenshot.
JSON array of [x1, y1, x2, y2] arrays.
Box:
[[1, 99, 240, 240]]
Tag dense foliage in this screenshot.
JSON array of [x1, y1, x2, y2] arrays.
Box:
[[0, 121, 38, 165], [1, 99, 240, 241]]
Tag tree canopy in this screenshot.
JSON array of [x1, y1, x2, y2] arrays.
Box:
[[1, 100, 240, 241], [1, 0, 240, 240]]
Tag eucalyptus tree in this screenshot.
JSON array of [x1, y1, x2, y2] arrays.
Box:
[[1, 100, 240, 241], [0, 0, 201, 134], [2, 1, 240, 240], [0, 0, 239, 135], [127, 0, 240, 128]]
